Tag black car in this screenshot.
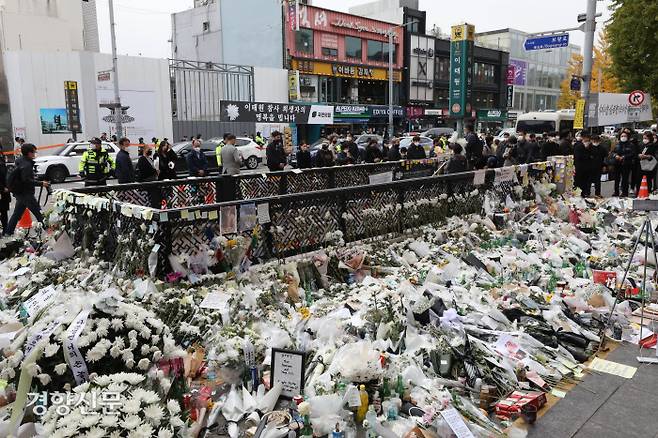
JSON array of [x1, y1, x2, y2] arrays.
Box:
[[172, 138, 222, 174]]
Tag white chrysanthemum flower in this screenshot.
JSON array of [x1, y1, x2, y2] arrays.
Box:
[[128, 330, 138, 340], [140, 390, 160, 405], [37, 373, 51, 386], [109, 431, 122, 438], [159, 378, 171, 394], [44, 343, 60, 358], [126, 359, 135, 369], [110, 318, 124, 331], [25, 363, 41, 377], [140, 345, 150, 355], [121, 414, 141, 430], [157, 428, 174, 438], [107, 382, 127, 394], [79, 414, 101, 428], [122, 398, 141, 414], [166, 400, 181, 415], [77, 336, 90, 348], [101, 414, 118, 427], [137, 358, 150, 371], [109, 345, 122, 359], [122, 350, 134, 363], [93, 375, 112, 386], [84, 427, 106, 438], [169, 415, 184, 428], [143, 404, 164, 424], [86, 350, 104, 363], [129, 423, 154, 438], [123, 373, 145, 385]]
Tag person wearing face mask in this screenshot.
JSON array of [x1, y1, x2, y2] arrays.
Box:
[[186, 139, 208, 177], [407, 135, 427, 160], [135, 146, 162, 208], [638, 132, 657, 193], [591, 135, 607, 197], [343, 135, 360, 164], [315, 142, 335, 167], [516, 130, 529, 164], [558, 132, 573, 156], [79, 138, 115, 186], [365, 139, 383, 163], [613, 131, 637, 197], [541, 132, 560, 160], [574, 132, 597, 197]]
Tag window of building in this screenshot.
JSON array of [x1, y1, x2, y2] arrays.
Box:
[[295, 28, 314, 54], [367, 40, 384, 62], [474, 62, 496, 85], [408, 19, 419, 33], [202, 21, 210, 32], [435, 88, 449, 107], [345, 36, 362, 60], [322, 47, 338, 57], [382, 42, 397, 63], [473, 92, 495, 108], [435, 57, 450, 81]]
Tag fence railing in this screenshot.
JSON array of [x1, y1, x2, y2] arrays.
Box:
[[55, 159, 567, 278], [72, 158, 447, 209]]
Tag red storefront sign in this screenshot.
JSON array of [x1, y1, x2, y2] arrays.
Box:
[[406, 106, 425, 119], [285, 2, 403, 70], [506, 65, 516, 86]]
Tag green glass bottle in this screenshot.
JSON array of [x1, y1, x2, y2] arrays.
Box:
[[380, 377, 391, 399], [395, 375, 405, 398]]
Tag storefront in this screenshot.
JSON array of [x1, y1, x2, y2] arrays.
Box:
[[285, 3, 403, 106], [475, 109, 508, 133]]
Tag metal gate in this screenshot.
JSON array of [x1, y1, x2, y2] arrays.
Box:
[[170, 59, 255, 140]]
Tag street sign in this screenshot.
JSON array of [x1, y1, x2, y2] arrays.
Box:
[[449, 23, 475, 118], [64, 80, 81, 136], [570, 77, 581, 91], [506, 85, 514, 108], [524, 34, 569, 51], [574, 99, 585, 130], [629, 90, 645, 106], [587, 93, 654, 127], [476, 109, 508, 121]]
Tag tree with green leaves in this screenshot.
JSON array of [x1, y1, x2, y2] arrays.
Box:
[[607, 0, 658, 116]]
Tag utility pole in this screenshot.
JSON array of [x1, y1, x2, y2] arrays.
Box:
[[109, 0, 123, 138], [581, 0, 597, 126]]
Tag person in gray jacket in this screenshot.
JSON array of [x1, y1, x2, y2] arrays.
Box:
[[220, 134, 242, 175]]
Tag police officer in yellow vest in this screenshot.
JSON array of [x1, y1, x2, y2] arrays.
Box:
[[255, 132, 265, 146], [215, 133, 229, 174], [79, 138, 115, 186]]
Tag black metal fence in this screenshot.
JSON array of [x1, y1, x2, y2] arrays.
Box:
[[73, 158, 446, 208], [56, 161, 558, 277]]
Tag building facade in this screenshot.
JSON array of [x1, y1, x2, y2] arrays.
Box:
[[476, 28, 580, 114]]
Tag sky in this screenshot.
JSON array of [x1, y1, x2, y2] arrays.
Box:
[[97, 0, 614, 59]]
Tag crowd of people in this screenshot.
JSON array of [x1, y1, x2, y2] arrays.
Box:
[[0, 124, 656, 237]]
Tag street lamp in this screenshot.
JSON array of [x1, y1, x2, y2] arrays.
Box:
[[388, 21, 416, 140]]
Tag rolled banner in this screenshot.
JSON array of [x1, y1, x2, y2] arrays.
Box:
[[63, 309, 91, 385]]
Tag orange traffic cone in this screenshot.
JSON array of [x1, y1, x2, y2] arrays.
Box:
[[638, 175, 649, 199], [17, 209, 32, 229]]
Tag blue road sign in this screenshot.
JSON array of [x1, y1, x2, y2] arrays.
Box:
[[524, 34, 569, 51]]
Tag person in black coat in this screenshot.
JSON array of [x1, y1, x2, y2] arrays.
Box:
[[591, 135, 607, 197], [638, 132, 657, 193], [114, 137, 135, 184], [525, 133, 541, 163], [445, 144, 468, 174], [157, 141, 178, 180], [136, 147, 161, 209], [365, 139, 383, 163], [186, 140, 208, 177], [388, 140, 402, 161], [614, 131, 638, 197], [296, 142, 312, 169], [574, 132, 598, 197], [541, 132, 560, 161], [343, 135, 360, 164], [558, 133, 573, 156], [266, 131, 287, 171], [315, 143, 335, 167], [464, 125, 482, 169], [407, 136, 427, 160]]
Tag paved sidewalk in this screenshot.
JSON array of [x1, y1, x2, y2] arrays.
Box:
[[528, 342, 658, 438]]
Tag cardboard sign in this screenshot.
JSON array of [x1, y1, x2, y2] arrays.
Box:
[[270, 348, 306, 399]]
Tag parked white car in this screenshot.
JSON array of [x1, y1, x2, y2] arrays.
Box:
[[34, 141, 119, 183], [235, 137, 266, 169]]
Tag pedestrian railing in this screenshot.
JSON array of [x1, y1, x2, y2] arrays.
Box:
[[72, 157, 449, 209], [53, 158, 569, 278]]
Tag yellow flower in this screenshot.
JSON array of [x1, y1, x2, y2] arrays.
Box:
[[227, 239, 238, 248], [299, 307, 311, 320]]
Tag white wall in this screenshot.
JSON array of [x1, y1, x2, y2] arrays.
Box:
[[348, 0, 409, 24], [0, 0, 85, 52], [172, 2, 222, 63], [254, 67, 288, 103], [4, 51, 172, 149]]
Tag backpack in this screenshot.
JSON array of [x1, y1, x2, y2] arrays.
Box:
[[6, 162, 22, 193]]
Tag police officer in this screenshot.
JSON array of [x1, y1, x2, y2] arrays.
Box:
[[79, 138, 115, 186], [254, 131, 265, 147]]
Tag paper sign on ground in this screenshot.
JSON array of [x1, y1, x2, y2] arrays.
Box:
[[588, 357, 637, 379], [271, 349, 305, 398], [440, 407, 475, 438], [495, 167, 517, 184], [199, 292, 230, 310]]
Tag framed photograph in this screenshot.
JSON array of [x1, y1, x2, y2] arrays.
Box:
[[270, 348, 306, 399]]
